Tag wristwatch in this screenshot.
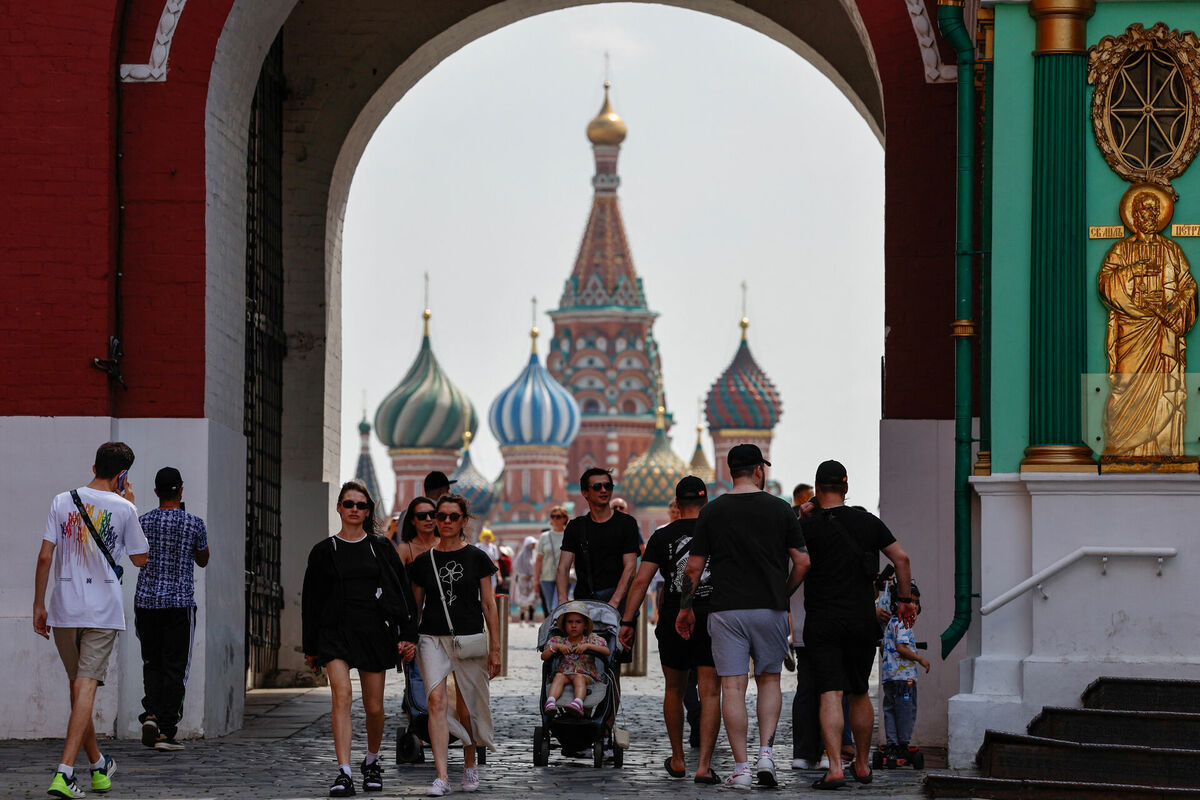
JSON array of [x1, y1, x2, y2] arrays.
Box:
[[620, 620, 635, 628]]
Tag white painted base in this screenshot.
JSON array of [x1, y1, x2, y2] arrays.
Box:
[[0, 416, 245, 739], [949, 472, 1200, 767]]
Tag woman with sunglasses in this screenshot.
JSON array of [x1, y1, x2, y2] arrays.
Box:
[[302, 480, 418, 797], [396, 496, 439, 565], [408, 495, 501, 796], [534, 506, 571, 614]]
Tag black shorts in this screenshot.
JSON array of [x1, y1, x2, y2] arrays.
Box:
[[802, 616, 878, 696], [655, 607, 715, 671]]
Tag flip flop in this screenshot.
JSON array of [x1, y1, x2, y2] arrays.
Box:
[[849, 765, 873, 784], [694, 771, 721, 785], [811, 774, 847, 790], [664, 757, 686, 778]]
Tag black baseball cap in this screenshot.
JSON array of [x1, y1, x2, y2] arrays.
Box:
[[815, 460, 848, 485], [675, 476, 708, 501], [727, 443, 771, 471], [423, 471, 456, 492], [155, 467, 183, 491]]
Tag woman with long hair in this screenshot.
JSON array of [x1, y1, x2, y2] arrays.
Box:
[[409, 495, 501, 796], [302, 480, 417, 797], [512, 536, 540, 624], [396, 496, 438, 565]]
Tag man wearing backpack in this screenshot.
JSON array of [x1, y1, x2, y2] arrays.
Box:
[[33, 442, 150, 798]]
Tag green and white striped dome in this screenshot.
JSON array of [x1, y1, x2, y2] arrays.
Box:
[[375, 315, 478, 450]]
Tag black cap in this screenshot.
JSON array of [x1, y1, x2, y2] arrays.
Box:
[[423, 471, 456, 492], [815, 460, 848, 485], [675, 476, 708, 501], [155, 467, 183, 492], [727, 443, 771, 471]]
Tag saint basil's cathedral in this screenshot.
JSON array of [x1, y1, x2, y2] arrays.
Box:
[[360, 84, 784, 546]]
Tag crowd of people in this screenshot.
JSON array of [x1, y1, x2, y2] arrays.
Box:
[[32, 440, 924, 798]]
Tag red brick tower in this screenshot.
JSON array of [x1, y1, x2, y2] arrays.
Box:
[[547, 83, 662, 490]]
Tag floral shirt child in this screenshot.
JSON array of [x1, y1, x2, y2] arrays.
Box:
[[547, 633, 607, 681], [881, 616, 918, 683]]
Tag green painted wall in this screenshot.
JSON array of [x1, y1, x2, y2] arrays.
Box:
[[990, 3, 1200, 471]]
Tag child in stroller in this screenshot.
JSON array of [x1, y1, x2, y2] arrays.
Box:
[[542, 606, 611, 716], [533, 600, 624, 768]]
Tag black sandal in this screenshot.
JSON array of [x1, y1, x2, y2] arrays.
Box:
[[664, 757, 686, 778], [694, 771, 721, 785], [810, 774, 847, 790], [849, 765, 873, 784]]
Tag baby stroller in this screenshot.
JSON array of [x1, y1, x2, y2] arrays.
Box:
[[531, 600, 624, 768], [395, 658, 486, 765]]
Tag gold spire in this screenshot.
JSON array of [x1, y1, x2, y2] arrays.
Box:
[[422, 272, 432, 337], [587, 81, 628, 146], [739, 280, 749, 341], [655, 372, 666, 430], [696, 397, 705, 444], [462, 430, 472, 451], [531, 296, 540, 354]]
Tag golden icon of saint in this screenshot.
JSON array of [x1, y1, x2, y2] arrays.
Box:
[[1099, 184, 1198, 461]]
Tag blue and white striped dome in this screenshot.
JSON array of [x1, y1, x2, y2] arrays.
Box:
[[489, 332, 581, 448]]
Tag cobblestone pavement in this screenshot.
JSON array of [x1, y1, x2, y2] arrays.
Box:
[[2, 624, 964, 799]]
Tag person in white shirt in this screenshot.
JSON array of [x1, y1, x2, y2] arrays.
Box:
[[33, 442, 149, 799]]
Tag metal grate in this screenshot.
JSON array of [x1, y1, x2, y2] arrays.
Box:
[[244, 33, 285, 680]]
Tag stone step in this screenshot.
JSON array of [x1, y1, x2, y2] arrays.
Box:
[[1084, 677, 1200, 713], [978, 731, 1200, 787], [926, 775, 1200, 799], [1029, 706, 1200, 747]]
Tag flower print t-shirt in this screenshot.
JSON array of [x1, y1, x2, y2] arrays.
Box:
[[43, 486, 149, 630], [881, 617, 919, 683], [547, 633, 607, 681], [410, 545, 498, 636]]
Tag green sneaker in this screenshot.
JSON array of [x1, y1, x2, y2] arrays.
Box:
[[91, 755, 116, 793], [47, 771, 84, 798]]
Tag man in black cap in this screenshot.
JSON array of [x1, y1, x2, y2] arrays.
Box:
[[677, 444, 809, 788], [620, 476, 721, 784], [422, 471, 455, 502], [133, 467, 210, 751], [800, 459, 913, 789]]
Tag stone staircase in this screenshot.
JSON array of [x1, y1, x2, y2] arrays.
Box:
[[926, 678, 1200, 798]]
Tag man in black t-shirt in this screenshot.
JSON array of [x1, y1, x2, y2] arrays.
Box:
[[800, 460, 914, 789], [556, 467, 640, 608], [677, 444, 809, 789], [620, 477, 720, 783]]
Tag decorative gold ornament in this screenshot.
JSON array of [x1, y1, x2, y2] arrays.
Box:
[[1030, 0, 1095, 55], [1088, 22, 1200, 194], [1098, 183, 1199, 467]]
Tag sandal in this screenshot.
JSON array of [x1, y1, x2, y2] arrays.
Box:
[[664, 757, 686, 778], [565, 698, 585, 716], [849, 765, 873, 784], [811, 774, 847, 790], [694, 770, 721, 785]]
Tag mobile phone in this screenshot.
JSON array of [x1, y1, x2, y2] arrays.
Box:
[[117, 470, 128, 492]]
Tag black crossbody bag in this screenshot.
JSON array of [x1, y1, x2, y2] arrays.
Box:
[[70, 490, 123, 582]]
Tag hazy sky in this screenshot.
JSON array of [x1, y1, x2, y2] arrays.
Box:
[[340, 3, 885, 512]]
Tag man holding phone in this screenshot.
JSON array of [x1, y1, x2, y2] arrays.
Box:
[[33, 442, 149, 799]]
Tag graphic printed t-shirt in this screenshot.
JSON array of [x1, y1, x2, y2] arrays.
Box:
[[536, 530, 564, 582], [882, 617, 918, 682], [135, 508, 208, 609], [689, 492, 805, 613], [44, 487, 149, 630], [800, 505, 896, 624], [641, 518, 712, 616], [560, 511, 641, 599], [410, 545, 497, 636]]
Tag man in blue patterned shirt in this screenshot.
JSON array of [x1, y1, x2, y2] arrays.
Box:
[[133, 467, 210, 751]]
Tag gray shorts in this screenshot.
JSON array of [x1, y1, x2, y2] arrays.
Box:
[[707, 609, 790, 677]]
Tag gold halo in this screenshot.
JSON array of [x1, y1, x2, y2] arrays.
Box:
[[1119, 183, 1175, 233]]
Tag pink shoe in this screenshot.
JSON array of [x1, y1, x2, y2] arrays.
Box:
[[544, 698, 557, 714], [565, 698, 585, 716]]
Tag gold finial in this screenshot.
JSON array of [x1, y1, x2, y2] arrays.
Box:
[[587, 76, 627, 146], [462, 430, 472, 451], [531, 296, 540, 353], [422, 272, 432, 337], [696, 397, 704, 441], [654, 372, 666, 430], [739, 280, 749, 341]]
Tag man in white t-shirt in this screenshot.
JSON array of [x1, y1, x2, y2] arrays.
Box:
[[33, 442, 149, 799]]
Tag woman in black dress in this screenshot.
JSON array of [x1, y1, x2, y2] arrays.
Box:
[[302, 480, 417, 797], [409, 495, 502, 796]]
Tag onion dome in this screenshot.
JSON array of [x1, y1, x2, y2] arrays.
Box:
[[452, 432, 498, 520], [354, 413, 385, 508], [624, 402, 689, 508], [375, 309, 479, 449], [489, 327, 581, 448], [706, 317, 783, 431], [689, 421, 714, 485], [587, 81, 627, 146]]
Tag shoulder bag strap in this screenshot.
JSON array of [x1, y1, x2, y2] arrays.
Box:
[[429, 549, 457, 636], [70, 490, 120, 576]]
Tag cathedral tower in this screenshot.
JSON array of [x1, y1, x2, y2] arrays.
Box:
[[547, 83, 662, 488]]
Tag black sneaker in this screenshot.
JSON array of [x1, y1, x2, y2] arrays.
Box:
[[360, 758, 382, 792], [153, 735, 184, 751], [330, 770, 356, 797], [141, 716, 159, 748]]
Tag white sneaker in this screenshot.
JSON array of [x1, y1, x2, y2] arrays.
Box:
[[724, 767, 753, 789], [461, 768, 479, 793], [819, 754, 831, 769], [427, 778, 451, 796], [792, 758, 819, 770], [756, 752, 777, 787]]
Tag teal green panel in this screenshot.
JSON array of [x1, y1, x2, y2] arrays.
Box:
[[989, 5, 1037, 473]]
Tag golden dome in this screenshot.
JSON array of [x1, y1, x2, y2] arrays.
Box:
[[587, 82, 627, 146]]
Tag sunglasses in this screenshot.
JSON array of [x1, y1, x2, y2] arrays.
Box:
[[412, 510, 437, 521], [340, 500, 370, 510], [588, 482, 614, 492], [436, 512, 463, 522], [550, 513, 568, 519]]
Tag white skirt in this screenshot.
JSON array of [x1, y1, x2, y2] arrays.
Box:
[[417, 634, 496, 751]]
